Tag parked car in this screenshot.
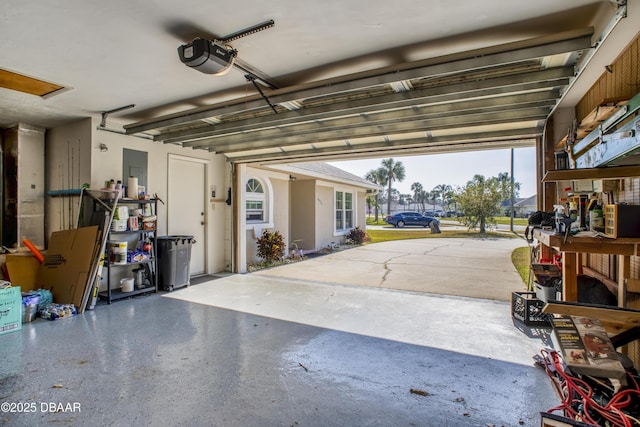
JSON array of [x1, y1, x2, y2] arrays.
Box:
[[424, 210, 444, 217], [385, 212, 440, 228]]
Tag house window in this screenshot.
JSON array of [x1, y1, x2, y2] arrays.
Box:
[[335, 191, 353, 231], [246, 178, 265, 222]]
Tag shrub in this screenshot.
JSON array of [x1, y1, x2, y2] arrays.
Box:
[[346, 226, 370, 245], [257, 229, 285, 263]]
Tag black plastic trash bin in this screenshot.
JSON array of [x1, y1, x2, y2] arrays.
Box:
[[156, 235, 195, 291]]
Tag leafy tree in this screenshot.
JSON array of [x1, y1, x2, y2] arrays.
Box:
[[455, 174, 503, 233], [381, 158, 405, 216], [496, 172, 521, 201], [365, 167, 388, 221]]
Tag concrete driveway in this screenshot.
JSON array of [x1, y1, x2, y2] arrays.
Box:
[[256, 236, 530, 301]]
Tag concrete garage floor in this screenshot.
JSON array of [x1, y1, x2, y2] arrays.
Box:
[[0, 238, 560, 426]]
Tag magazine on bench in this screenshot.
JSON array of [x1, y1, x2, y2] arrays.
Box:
[[550, 315, 626, 380]]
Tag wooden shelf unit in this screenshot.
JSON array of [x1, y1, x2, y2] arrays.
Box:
[[533, 228, 640, 305]]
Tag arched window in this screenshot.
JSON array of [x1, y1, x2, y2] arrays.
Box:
[[246, 178, 266, 222]]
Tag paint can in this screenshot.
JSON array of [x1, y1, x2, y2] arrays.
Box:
[[115, 206, 129, 220], [120, 277, 134, 292], [111, 219, 127, 232], [110, 241, 127, 265]]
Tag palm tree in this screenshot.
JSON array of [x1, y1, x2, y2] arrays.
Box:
[[381, 158, 406, 216], [442, 188, 455, 212], [410, 182, 423, 212], [365, 167, 388, 221], [419, 190, 430, 213], [431, 184, 452, 212]]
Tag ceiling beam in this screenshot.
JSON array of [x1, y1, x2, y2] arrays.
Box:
[[226, 129, 538, 163], [191, 112, 549, 154], [124, 28, 592, 135], [155, 67, 573, 143], [184, 103, 551, 152]]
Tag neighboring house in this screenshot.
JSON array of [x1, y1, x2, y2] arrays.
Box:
[[501, 195, 537, 218], [514, 195, 537, 218], [237, 162, 380, 272]]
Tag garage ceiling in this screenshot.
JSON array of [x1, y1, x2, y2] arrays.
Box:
[[0, 1, 636, 164]]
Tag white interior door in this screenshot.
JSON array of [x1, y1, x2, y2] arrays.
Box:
[[168, 155, 207, 276]]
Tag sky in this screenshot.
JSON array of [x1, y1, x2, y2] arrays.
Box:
[[329, 146, 537, 198]]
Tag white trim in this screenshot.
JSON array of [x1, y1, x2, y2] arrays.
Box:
[[334, 188, 355, 236], [242, 173, 274, 231], [167, 153, 210, 275], [168, 153, 209, 164]]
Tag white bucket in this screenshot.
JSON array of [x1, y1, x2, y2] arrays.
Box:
[[120, 277, 134, 292], [111, 219, 127, 232], [115, 206, 129, 220], [110, 241, 127, 265]]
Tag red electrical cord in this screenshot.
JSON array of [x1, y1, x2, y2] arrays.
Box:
[[539, 349, 640, 427]]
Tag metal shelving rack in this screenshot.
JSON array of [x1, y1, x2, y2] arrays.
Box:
[[98, 197, 158, 304]]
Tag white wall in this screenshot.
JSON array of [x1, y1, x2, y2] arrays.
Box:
[[290, 180, 316, 251], [315, 182, 368, 249], [45, 117, 228, 273], [315, 184, 335, 249], [45, 119, 92, 235], [240, 165, 290, 272]]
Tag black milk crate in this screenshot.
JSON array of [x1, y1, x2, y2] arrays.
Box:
[[511, 292, 551, 327]]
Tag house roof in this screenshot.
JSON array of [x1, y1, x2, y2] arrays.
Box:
[[515, 194, 537, 207], [269, 162, 381, 190]]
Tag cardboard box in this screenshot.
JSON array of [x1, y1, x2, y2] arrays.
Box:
[[5, 253, 40, 292], [0, 286, 22, 335], [37, 226, 100, 309]]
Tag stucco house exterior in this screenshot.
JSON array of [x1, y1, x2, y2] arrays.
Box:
[[237, 162, 380, 272]]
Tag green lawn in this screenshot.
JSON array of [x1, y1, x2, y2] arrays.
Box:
[[366, 215, 528, 227], [366, 228, 518, 243], [511, 246, 532, 289]]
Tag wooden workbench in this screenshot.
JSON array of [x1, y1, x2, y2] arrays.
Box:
[[542, 300, 640, 346], [533, 229, 640, 303]]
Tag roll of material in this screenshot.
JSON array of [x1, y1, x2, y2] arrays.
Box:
[[127, 176, 138, 199]]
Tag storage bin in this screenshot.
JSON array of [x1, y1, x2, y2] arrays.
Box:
[[511, 292, 551, 326], [604, 204, 640, 238], [1, 286, 22, 335], [156, 235, 195, 291]]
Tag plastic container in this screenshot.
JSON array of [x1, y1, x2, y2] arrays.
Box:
[[156, 235, 195, 291], [511, 292, 551, 326], [110, 241, 127, 264]]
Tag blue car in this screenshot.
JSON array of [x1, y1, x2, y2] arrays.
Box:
[[384, 212, 439, 228]]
